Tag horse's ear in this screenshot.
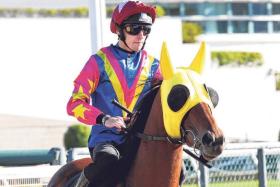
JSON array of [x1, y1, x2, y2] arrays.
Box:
[[207, 87, 219, 108], [160, 41, 174, 80], [188, 42, 206, 74]]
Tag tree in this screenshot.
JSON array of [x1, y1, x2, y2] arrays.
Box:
[[64, 124, 90, 150], [182, 22, 202, 43], [155, 5, 165, 17]]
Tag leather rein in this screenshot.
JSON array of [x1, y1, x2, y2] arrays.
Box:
[[111, 99, 212, 168]]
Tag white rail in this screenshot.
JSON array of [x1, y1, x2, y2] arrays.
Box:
[[0, 165, 61, 187]]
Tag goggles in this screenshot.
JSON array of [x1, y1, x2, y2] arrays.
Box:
[[124, 24, 151, 36]]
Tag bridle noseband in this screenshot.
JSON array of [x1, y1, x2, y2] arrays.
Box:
[[112, 99, 213, 168]]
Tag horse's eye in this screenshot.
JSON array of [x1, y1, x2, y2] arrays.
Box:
[[167, 85, 190, 112], [207, 86, 219, 108]]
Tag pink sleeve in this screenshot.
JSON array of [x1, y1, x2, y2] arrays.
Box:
[[66, 56, 102, 125]]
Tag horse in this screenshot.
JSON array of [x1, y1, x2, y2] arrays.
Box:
[[48, 42, 224, 187]]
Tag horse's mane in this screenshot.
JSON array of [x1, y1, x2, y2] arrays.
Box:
[[132, 82, 162, 133], [117, 81, 162, 181]]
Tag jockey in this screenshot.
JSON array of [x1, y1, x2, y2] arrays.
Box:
[[67, 1, 185, 186]]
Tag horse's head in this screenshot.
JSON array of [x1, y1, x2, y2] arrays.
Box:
[[160, 42, 224, 161]]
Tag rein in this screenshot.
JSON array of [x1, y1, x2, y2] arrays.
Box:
[[111, 99, 213, 168]]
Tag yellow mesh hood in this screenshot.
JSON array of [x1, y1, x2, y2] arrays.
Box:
[[159, 42, 213, 138], [160, 68, 213, 138]]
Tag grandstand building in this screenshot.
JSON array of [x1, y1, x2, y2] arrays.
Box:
[[106, 0, 280, 34]]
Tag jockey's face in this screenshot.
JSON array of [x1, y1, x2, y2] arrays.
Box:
[[118, 24, 150, 52]]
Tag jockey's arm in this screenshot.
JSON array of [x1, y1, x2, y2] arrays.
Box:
[[66, 57, 102, 125], [66, 56, 126, 131]]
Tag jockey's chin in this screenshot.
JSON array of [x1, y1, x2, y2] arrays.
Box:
[[130, 41, 144, 52]]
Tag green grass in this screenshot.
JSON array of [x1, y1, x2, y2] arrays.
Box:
[[182, 180, 280, 187]]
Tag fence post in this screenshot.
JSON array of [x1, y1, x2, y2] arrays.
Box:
[[49, 147, 66, 165], [59, 148, 67, 165], [67, 148, 74, 162], [257, 148, 267, 187], [198, 162, 209, 187]]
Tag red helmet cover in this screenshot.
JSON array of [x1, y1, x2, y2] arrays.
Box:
[[110, 1, 156, 33]]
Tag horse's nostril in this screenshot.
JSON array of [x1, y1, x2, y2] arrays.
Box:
[[202, 131, 215, 146]]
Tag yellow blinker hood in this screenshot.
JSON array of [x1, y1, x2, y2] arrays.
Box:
[[160, 42, 214, 138]]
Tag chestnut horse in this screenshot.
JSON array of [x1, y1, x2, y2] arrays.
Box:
[[48, 42, 224, 187]]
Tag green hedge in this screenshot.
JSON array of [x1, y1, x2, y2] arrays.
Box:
[[0, 7, 89, 17], [63, 124, 91, 150], [0, 5, 166, 18], [275, 72, 280, 91], [211, 51, 264, 66], [155, 5, 166, 17]]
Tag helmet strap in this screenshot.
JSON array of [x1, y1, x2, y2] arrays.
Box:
[[141, 35, 148, 50], [118, 26, 148, 53]]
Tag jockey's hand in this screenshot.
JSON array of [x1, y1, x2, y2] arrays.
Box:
[[104, 116, 126, 132]]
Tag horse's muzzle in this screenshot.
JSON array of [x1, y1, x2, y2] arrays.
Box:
[[201, 131, 224, 160], [202, 131, 215, 146]]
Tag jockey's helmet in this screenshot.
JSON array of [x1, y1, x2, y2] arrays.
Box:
[[110, 0, 156, 34]]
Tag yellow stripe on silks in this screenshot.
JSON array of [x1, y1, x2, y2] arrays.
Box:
[[72, 85, 89, 101], [72, 103, 89, 119], [97, 51, 126, 116], [128, 55, 155, 112], [87, 79, 95, 94]]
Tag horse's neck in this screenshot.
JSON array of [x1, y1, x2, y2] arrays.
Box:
[[127, 91, 183, 187]]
